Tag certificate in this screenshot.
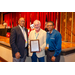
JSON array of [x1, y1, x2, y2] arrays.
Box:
[[30, 39, 40, 52]]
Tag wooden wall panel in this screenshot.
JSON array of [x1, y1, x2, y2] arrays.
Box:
[[0, 12, 1, 24], [1, 12, 3, 24], [61, 12, 66, 41], [66, 12, 72, 42], [72, 12, 75, 42], [60, 12, 75, 43]]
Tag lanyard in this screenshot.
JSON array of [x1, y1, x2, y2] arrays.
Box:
[[22, 28, 27, 42], [35, 32, 39, 39]]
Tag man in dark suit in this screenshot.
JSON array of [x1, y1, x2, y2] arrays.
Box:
[[10, 17, 28, 62]]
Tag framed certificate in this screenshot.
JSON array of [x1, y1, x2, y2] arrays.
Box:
[[30, 39, 40, 52]]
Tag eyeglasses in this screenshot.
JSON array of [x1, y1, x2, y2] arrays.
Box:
[[47, 25, 53, 27]]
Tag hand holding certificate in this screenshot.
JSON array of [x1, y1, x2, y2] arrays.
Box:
[[30, 39, 40, 52]]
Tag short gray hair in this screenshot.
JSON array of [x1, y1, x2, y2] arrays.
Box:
[[33, 20, 41, 25]]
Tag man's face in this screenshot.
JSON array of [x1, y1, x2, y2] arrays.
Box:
[[19, 18, 25, 27], [47, 22, 54, 31], [34, 21, 40, 31]]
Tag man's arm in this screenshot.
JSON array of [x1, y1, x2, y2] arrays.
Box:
[[51, 33, 62, 62], [10, 28, 19, 54], [53, 33, 62, 57]]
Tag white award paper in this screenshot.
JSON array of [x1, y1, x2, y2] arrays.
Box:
[[31, 40, 39, 52]]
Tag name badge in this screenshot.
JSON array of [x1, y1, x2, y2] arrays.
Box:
[[25, 40, 27, 43], [50, 38, 55, 40], [47, 44, 49, 48]]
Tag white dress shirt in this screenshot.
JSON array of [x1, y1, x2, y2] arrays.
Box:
[[19, 25, 27, 47]]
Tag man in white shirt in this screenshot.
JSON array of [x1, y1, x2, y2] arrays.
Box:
[[28, 20, 46, 62]]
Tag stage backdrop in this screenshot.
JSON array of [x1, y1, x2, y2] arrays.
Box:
[[3, 12, 60, 31]]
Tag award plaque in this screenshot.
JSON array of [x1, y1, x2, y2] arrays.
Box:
[[30, 39, 40, 52]]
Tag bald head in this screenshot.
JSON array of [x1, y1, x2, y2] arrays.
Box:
[[18, 17, 25, 27], [19, 17, 25, 21]]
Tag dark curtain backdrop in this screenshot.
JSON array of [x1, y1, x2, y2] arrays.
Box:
[[3, 12, 60, 31]]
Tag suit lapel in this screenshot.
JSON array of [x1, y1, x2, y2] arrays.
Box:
[[17, 25, 25, 40]]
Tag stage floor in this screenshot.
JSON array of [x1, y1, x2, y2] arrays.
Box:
[[62, 41, 75, 49], [0, 36, 75, 50], [0, 36, 75, 62]]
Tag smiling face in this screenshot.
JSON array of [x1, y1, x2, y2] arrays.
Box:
[[18, 18, 25, 27], [34, 20, 41, 31]]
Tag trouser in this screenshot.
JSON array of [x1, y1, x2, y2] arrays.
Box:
[[13, 49, 27, 62], [31, 53, 45, 62], [46, 50, 60, 62]]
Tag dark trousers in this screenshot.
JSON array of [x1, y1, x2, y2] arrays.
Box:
[[31, 53, 45, 62], [46, 50, 60, 62], [13, 49, 27, 62]]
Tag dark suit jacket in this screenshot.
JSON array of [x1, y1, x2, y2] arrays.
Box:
[[10, 25, 28, 58]]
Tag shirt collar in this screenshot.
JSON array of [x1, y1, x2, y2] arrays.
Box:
[[48, 29, 55, 34], [19, 25, 25, 30]]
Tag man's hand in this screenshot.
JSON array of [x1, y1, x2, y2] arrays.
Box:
[[15, 52, 21, 59], [51, 56, 56, 62], [45, 47, 49, 50], [36, 48, 41, 53]]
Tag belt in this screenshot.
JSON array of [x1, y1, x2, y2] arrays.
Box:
[[48, 50, 55, 52]]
